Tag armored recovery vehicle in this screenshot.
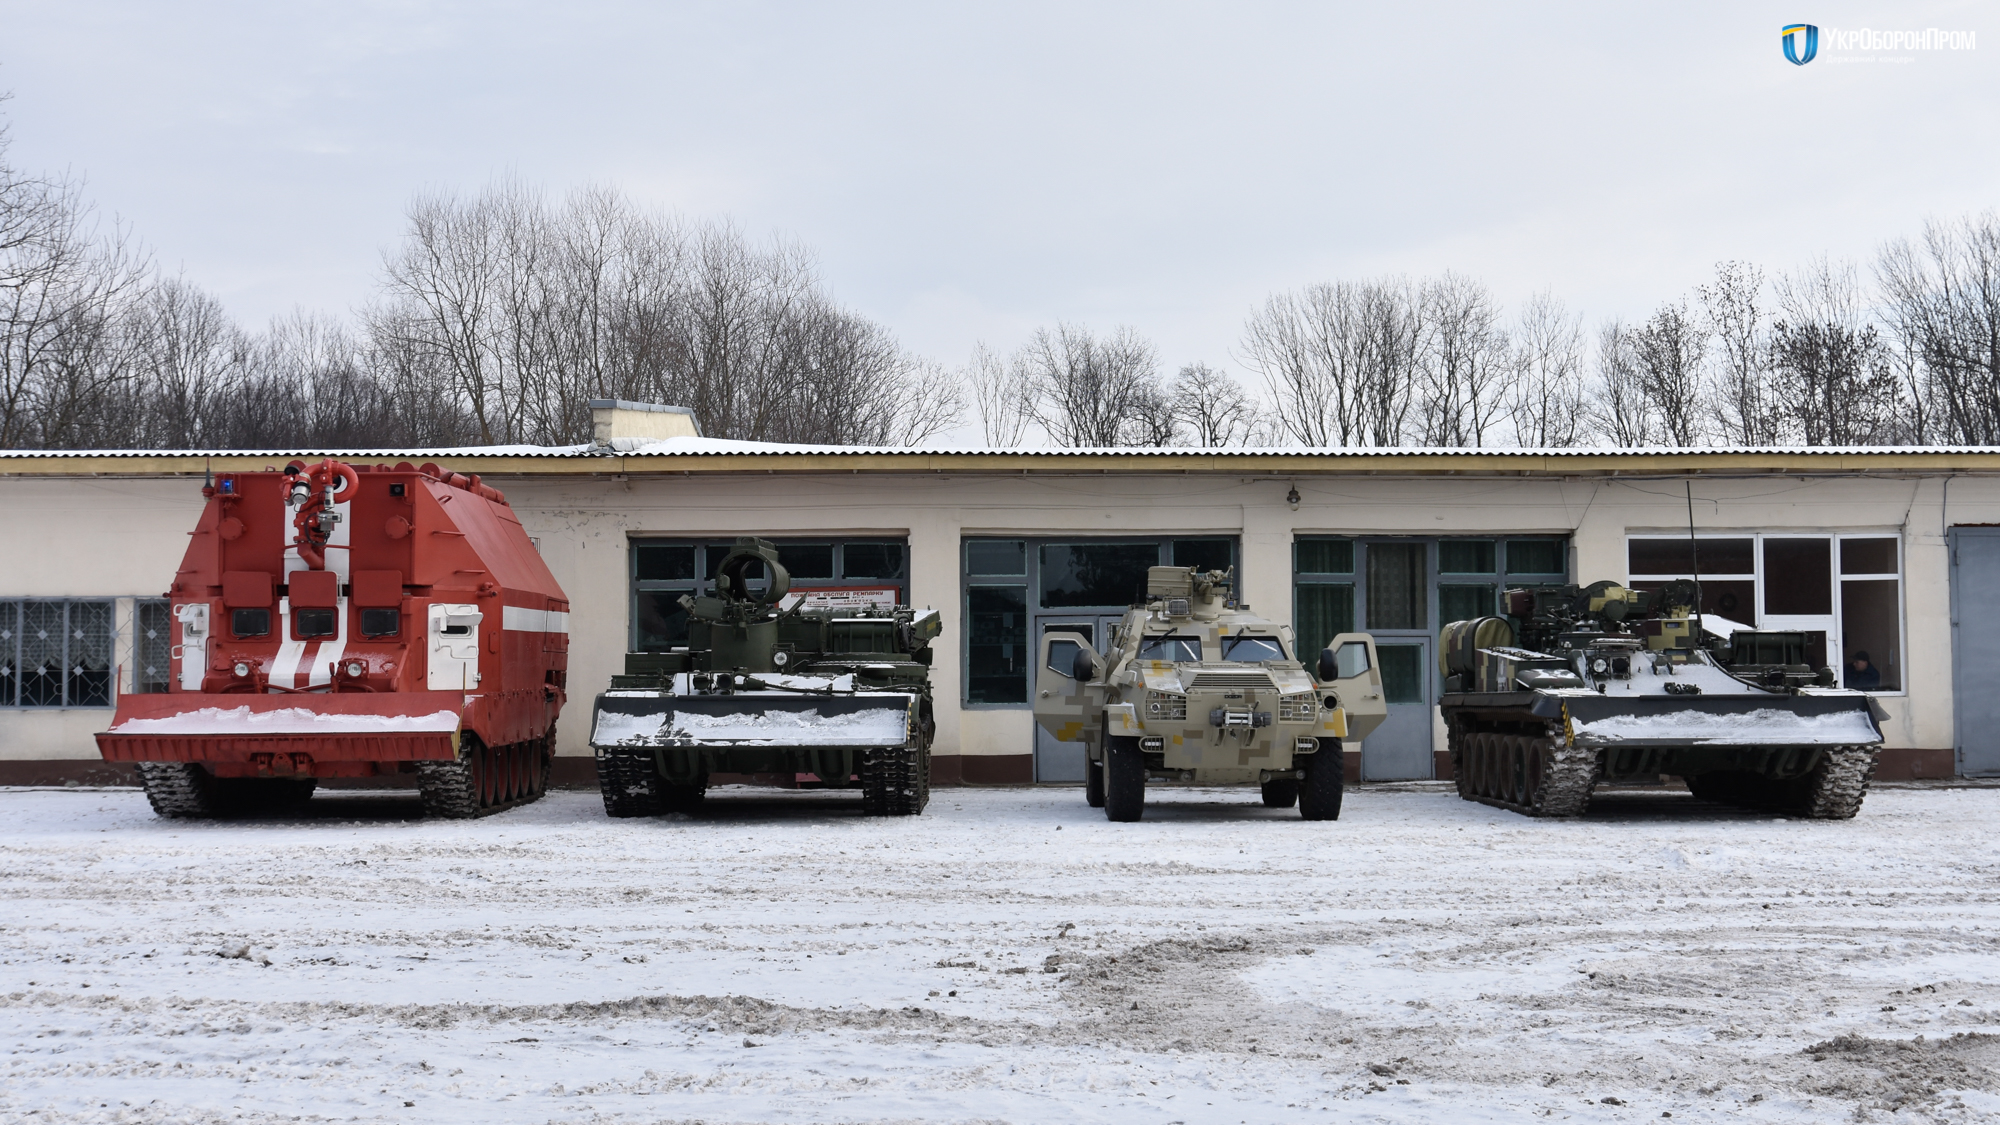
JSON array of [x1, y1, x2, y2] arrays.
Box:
[[1034, 565, 1387, 822], [95, 458, 571, 819], [1438, 580, 1885, 818], [590, 537, 939, 817]]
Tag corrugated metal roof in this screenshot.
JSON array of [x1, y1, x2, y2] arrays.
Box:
[[3, 438, 1999, 478], [3, 437, 1998, 459]]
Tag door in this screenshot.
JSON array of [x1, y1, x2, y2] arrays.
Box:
[[1361, 639, 1432, 780], [1358, 541, 1434, 780], [1951, 529, 2000, 775], [427, 603, 484, 691], [1032, 617, 1114, 782], [1323, 633, 1388, 743]]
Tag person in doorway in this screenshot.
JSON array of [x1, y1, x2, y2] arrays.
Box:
[[1845, 651, 1881, 691]]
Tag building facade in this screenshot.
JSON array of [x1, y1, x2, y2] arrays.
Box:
[[3, 436, 1995, 784]]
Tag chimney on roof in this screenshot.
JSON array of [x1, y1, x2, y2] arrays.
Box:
[[589, 399, 702, 453]]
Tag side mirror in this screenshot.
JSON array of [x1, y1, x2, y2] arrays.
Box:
[[1072, 645, 1101, 683], [1317, 648, 1338, 682]]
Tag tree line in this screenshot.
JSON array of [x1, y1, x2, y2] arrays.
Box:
[[4, 102, 1997, 451], [1, 117, 962, 450], [972, 219, 2000, 449]]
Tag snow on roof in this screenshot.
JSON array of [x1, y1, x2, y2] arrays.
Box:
[[3, 436, 1996, 460]]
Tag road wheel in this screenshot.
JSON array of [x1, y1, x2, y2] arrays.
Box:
[[1103, 736, 1146, 822], [1523, 739, 1546, 810], [1084, 747, 1106, 808], [1261, 778, 1299, 808], [1299, 737, 1343, 821]]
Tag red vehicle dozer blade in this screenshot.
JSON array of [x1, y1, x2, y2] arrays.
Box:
[[100, 458, 570, 819]]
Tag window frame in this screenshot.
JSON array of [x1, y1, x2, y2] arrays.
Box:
[[1625, 532, 1905, 696], [627, 536, 911, 653], [960, 535, 1240, 709], [0, 597, 121, 710]]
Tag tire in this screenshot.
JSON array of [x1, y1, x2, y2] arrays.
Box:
[[1084, 748, 1106, 808], [1103, 736, 1146, 822], [1299, 737, 1344, 821], [1261, 778, 1299, 808]]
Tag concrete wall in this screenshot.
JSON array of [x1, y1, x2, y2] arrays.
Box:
[[0, 467, 1985, 780]]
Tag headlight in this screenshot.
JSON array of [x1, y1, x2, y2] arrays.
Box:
[[232, 661, 250, 677], [1278, 693, 1319, 722], [1144, 690, 1187, 720], [344, 661, 366, 677]]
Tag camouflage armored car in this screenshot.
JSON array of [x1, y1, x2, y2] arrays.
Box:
[[1034, 565, 1387, 822]]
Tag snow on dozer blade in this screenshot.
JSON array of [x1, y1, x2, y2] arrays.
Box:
[[588, 536, 937, 819], [97, 691, 462, 765], [1551, 692, 1881, 749], [104, 457, 571, 820], [1438, 581, 1884, 820]]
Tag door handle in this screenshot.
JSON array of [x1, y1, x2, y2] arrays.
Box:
[[1039, 690, 1051, 698]]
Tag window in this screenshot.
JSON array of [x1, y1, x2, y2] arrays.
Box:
[[0, 599, 114, 708], [964, 536, 1239, 707], [360, 608, 401, 638], [630, 537, 909, 652], [233, 608, 271, 638], [1294, 536, 1567, 672], [136, 599, 171, 694], [1221, 635, 1286, 662], [1626, 533, 1902, 692], [1139, 635, 1205, 662], [295, 608, 337, 639]]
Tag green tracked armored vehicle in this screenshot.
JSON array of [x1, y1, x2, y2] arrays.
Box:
[[1034, 565, 1388, 822], [590, 537, 939, 817], [1438, 580, 1886, 818]]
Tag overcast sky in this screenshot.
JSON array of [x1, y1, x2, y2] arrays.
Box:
[[1, 2, 1993, 410]]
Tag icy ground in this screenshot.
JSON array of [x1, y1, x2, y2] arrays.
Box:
[[3, 784, 1998, 1125]]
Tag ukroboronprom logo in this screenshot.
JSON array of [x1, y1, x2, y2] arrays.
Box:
[[1781, 23, 1819, 65]]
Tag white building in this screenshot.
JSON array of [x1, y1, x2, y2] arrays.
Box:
[[3, 404, 1995, 785]]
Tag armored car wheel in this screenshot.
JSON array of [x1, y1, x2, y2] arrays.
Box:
[[1261, 778, 1299, 808], [1103, 736, 1146, 822], [1084, 749, 1106, 808], [1299, 737, 1344, 821]]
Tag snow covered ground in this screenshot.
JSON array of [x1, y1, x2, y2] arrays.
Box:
[[2, 782, 1998, 1124]]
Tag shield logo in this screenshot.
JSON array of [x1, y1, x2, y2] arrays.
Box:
[[1781, 23, 1819, 65]]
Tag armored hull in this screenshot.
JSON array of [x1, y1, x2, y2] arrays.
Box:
[[589, 538, 936, 817], [1439, 585, 1883, 818]]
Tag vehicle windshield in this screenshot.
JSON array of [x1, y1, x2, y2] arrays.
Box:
[[1137, 634, 1203, 662], [1221, 634, 1286, 662]]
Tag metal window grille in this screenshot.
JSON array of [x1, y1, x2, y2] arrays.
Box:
[[1, 599, 117, 708], [137, 599, 172, 694]]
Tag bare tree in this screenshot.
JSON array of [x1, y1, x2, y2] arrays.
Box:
[[1014, 323, 1164, 447], [1504, 290, 1587, 447], [1700, 261, 1782, 445], [1588, 319, 1653, 446], [1241, 278, 1421, 447], [0, 149, 149, 449], [128, 276, 245, 448], [967, 341, 1028, 447], [1412, 273, 1510, 446], [1171, 362, 1256, 446], [1877, 211, 2000, 445], [1627, 300, 1708, 446], [1770, 258, 1902, 446]]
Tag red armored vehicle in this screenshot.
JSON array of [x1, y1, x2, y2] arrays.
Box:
[[95, 458, 569, 818]]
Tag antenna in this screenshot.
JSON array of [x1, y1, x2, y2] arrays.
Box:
[[1685, 479, 1704, 642]]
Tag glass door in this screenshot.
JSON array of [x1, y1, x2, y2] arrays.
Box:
[[1359, 541, 1434, 780]]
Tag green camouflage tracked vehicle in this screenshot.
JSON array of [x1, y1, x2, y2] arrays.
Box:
[[1438, 580, 1886, 818], [1034, 565, 1388, 822], [590, 538, 939, 817]]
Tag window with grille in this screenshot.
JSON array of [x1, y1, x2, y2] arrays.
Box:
[[0, 599, 116, 708]]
